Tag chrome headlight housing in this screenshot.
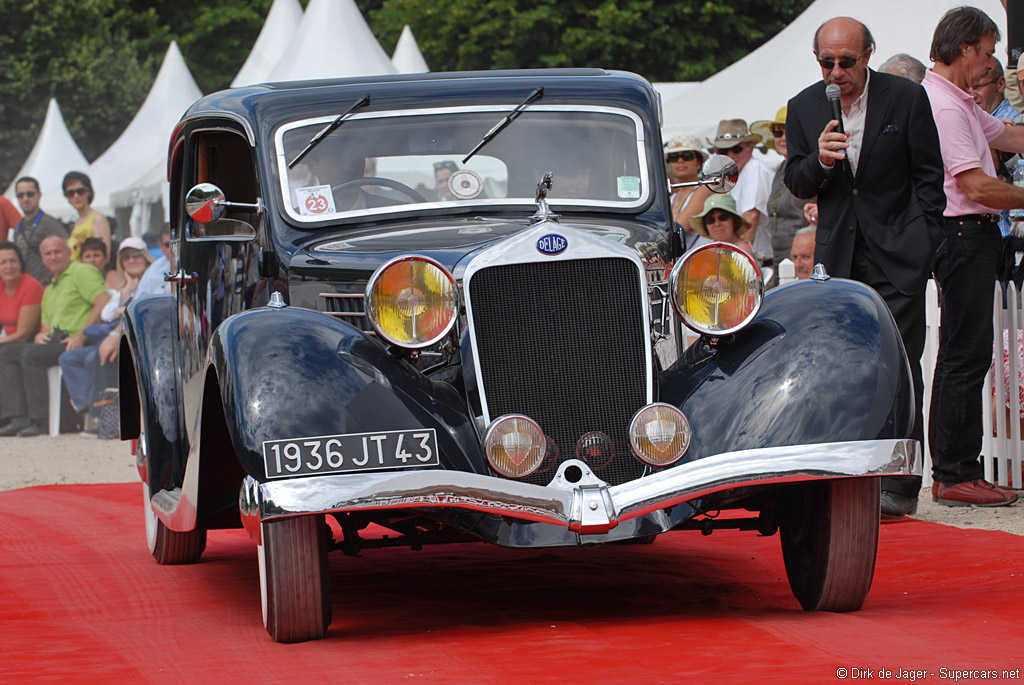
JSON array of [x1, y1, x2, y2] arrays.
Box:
[[669, 242, 763, 336], [365, 255, 459, 348]]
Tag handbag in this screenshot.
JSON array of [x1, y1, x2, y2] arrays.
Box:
[[94, 388, 120, 440]]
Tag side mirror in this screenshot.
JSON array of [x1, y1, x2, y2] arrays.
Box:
[[185, 183, 263, 223], [699, 155, 739, 194], [185, 183, 226, 223]]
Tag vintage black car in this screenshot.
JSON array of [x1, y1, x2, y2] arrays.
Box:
[[119, 68, 920, 642]]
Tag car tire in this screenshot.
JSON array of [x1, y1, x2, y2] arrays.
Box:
[[779, 477, 879, 612], [258, 514, 332, 643], [143, 482, 207, 564]]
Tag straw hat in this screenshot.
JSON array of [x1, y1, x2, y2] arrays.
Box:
[[706, 119, 762, 149], [750, 106, 788, 151], [663, 133, 709, 163], [689, 193, 751, 237]]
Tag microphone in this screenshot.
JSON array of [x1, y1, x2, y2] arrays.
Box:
[[825, 83, 847, 172], [825, 84, 845, 133]]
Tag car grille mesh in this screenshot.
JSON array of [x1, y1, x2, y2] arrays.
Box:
[[469, 257, 648, 486]]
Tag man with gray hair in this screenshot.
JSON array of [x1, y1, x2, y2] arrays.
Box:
[[922, 6, 1024, 507], [879, 53, 927, 83]]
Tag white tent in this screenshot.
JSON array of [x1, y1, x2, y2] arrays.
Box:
[[265, 0, 397, 82], [3, 98, 89, 204], [661, 0, 1008, 142], [47, 41, 203, 221], [231, 0, 303, 87], [391, 25, 429, 74]]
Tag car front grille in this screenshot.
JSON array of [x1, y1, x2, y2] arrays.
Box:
[[468, 257, 649, 486]]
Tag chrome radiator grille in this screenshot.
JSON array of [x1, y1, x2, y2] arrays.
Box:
[[468, 257, 649, 486]]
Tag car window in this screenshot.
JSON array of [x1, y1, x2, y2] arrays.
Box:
[[275, 105, 649, 224]]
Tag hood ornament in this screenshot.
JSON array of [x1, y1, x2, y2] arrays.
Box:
[[529, 172, 560, 225]]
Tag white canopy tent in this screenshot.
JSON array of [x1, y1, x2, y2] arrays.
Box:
[[266, 0, 397, 82], [231, 0, 303, 87], [661, 0, 1008, 143], [391, 24, 429, 74], [42, 41, 202, 225], [3, 98, 89, 207]]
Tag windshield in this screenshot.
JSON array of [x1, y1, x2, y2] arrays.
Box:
[[274, 105, 649, 224]]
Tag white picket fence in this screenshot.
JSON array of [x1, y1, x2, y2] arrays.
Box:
[[778, 261, 1023, 489]]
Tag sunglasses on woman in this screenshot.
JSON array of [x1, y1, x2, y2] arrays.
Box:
[[770, 124, 786, 138], [704, 211, 734, 225], [65, 187, 89, 198], [666, 151, 699, 163]]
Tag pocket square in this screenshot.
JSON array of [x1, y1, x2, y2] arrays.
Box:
[[881, 124, 899, 135]]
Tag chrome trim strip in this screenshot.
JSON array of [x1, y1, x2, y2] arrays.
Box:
[[240, 438, 921, 537], [273, 104, 650, 224], [461, 222, 655, 425]]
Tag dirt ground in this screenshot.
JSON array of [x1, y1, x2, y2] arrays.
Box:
[[1, 434, 1021, 535]]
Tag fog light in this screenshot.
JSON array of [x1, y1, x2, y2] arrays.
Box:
[[485, 415, 547, 478], [629, 403, 690, 466]]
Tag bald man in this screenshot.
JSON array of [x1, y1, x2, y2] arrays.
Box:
[[784, 17, 946, 518]]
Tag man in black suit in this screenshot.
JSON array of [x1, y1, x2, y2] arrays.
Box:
[[784, 17, 946, 518]]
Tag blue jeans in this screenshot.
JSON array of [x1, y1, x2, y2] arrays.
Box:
[[59, 346, 118, 415], [928, 218, 1002, 484]]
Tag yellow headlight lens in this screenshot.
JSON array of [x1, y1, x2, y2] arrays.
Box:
[[670, 243, 763, 335], [629, 403, 691, 466], [365, 256, 458, 348]]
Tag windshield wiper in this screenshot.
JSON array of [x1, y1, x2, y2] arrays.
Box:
[[462, 87, 543, 164], [288, 94, 371, 169]]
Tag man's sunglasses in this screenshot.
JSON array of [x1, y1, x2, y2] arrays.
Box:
[[666, 151, 699, 163], [723, 144, 746, 155], [16, 191, 37, 199], [817, 50, 866, 71]]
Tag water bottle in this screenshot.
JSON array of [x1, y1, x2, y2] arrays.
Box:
[[1011, 160, 1024, 220]]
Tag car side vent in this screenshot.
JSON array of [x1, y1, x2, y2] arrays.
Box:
[[318, 293, 374, 334]]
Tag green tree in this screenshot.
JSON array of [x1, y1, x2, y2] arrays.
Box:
[[358, 0, 813, 82]]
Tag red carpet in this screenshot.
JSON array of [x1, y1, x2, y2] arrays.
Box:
[[1, 483, 1021, 683]]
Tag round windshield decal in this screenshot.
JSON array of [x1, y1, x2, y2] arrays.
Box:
[[536, 233, 568, 255], [447, 170, 483, 200]]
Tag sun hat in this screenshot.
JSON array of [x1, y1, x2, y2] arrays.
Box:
[[116, 236, 155, 282], [689, 193, 751, 237], [706, 119, 762, 149], [750, 106, 788, 151], [663, 133, 709, 163]]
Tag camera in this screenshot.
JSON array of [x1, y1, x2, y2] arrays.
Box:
[[49, 327, 69, 343]]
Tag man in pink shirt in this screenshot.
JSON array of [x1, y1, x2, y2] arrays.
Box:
[[922, 6, 1024, 507]]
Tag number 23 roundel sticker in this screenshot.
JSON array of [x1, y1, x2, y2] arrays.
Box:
[[296, 184, 337, 216]]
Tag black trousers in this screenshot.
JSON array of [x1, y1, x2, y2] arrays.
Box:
[[0, 342, 66, 423], [928, 218, 1002, 484], [850, 236, 926, 497]]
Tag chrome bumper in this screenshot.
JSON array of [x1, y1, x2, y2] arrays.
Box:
[[239, 439, 920, 542]]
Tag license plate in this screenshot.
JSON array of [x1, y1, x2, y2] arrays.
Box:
[[262, 428, 439, 479]]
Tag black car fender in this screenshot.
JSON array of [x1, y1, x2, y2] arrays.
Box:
[[203, 306, 483, 482], [660, 278, 914, 462], [119, 295, 184, 491]]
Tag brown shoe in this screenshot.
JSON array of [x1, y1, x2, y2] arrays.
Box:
[[931, 479, 1019, 507]]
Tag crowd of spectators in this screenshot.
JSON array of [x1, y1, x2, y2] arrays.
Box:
[[666, 4, 1022, 512], [0, 171, 171, 439]]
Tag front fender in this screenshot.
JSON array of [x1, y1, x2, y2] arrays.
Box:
[[208, 307, 482, 481], [120, 295, 184, 490], [661, 278, 913, 461]]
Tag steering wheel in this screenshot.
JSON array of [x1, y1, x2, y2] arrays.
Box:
[[331, 177, 427, 204]]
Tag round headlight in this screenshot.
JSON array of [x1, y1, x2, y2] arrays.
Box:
[[629, 403, 691, 466], [365, 256, 458, 348], [485, 415, 547, 478], [669, 243, 763, 336]]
